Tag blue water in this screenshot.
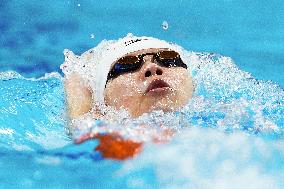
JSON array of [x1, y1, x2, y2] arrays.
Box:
[[1, 1, 284, 189], [1, 0, 284, 86], [1, 55, 284, 188]]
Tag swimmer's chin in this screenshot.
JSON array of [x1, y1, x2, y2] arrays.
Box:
[[128, 104, 176, 118]]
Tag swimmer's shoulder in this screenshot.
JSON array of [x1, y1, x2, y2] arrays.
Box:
[[64, 73, 93, 119]]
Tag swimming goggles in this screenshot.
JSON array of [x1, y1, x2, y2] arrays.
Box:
[[106, 50, 187, 83]]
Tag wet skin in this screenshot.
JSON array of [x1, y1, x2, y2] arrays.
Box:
[[104, 48, 194, 117]]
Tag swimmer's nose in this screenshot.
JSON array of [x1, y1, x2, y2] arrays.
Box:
[[140, 55, 164, 80], [143, 63, 163, 78]]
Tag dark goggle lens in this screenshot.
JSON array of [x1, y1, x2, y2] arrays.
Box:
[[117, 56, 140, 65], [113, 62, 140, 73], [157, 51, 187, 69], [107, 56, 142, 81], [114, 56, 141, 73], [158, 51, 179, 60]]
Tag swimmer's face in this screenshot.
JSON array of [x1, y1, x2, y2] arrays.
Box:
[[104, 48, 194, 117]]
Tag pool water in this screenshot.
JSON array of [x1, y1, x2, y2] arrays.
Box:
[[1, 0, 284, 87], [1, 1, 284, 189]]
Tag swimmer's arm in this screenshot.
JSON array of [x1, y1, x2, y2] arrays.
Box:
[[64, 73, 93, 119]]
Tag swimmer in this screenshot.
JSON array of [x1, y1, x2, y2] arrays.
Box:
[[62, 34, 194, 159]]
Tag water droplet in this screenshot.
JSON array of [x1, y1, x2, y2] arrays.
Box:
[[90, 34, 95, 39], [77, 3, 81, 7], [162, 21, 169, 30]]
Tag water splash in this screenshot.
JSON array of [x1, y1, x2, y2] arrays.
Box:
[[162, 21, 169, 30], [90, 33, 95, 39], [70, 50, 284, 141]]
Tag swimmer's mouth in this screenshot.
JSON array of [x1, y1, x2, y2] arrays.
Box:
[[145, 79, 171, 95]]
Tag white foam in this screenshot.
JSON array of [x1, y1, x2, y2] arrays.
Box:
[[70, 44, 284, 140], [118, 127, 282, 189]]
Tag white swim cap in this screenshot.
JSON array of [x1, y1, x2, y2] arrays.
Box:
[[61, 33, 186, 105]]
